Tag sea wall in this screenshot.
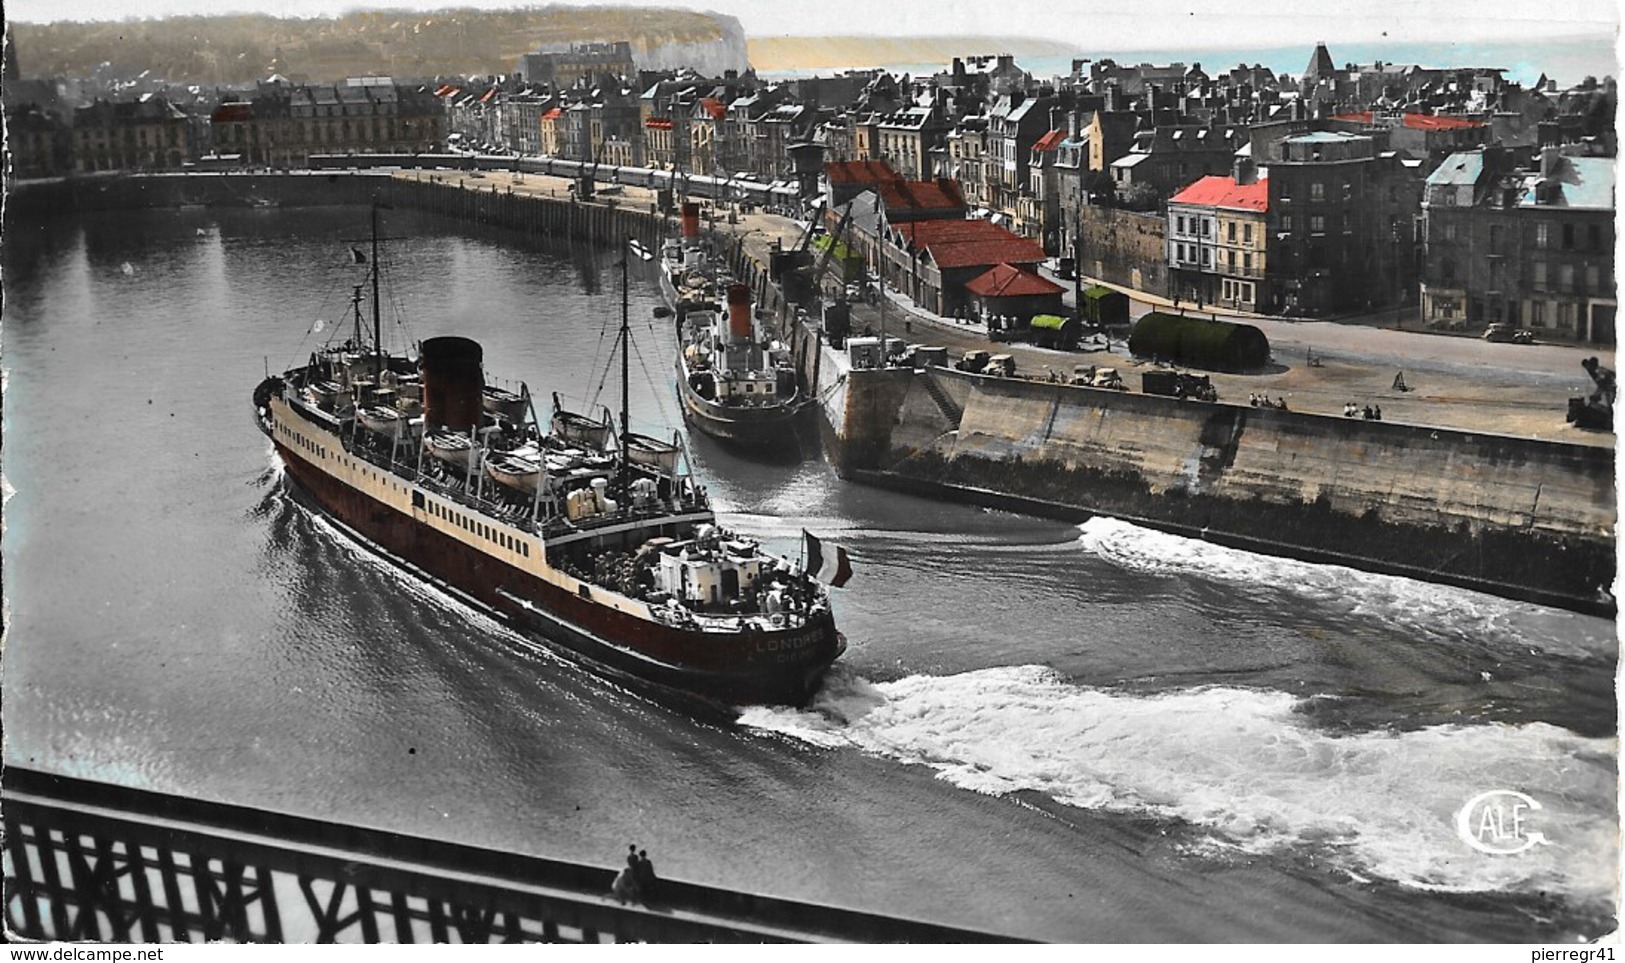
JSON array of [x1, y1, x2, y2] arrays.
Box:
[[813, 353, 1616, 614]]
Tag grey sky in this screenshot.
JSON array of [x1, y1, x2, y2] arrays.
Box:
[[6, 0, 1620, 50]]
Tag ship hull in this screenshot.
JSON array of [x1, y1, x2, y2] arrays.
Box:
[[264, 408, 840, 707], [676, 357, 806, 451]]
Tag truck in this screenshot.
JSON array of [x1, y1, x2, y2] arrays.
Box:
[[956, 349, 991, 372], [982, 354, 1017, 377], [1141, 370, 1218, 401]]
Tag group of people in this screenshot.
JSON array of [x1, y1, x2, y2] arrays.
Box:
[[612, 844, 659, 904], [1248, 393, 1289, 410], [1343, 403, 1384, 420]]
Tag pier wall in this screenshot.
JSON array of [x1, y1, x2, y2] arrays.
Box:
[[7, 172, 667, 252], [803, 342, 1615, 613]]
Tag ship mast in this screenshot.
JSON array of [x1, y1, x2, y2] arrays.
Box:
[[620, 238, 652, 500], [371, 202, 382, 384]]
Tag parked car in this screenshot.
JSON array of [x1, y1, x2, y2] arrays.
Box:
[[1484, 323, 1534, 344]]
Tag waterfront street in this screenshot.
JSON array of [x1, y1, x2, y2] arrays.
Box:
[[405, 168, 1614, 446]]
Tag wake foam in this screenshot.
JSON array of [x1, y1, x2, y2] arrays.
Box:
[[1074, 516, 1611, 660], [741, 665, 1616, 907]]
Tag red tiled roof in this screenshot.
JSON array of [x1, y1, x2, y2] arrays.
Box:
[[1332, 111, 1485, 131], [645, 117, 673, 129], [965, 262, 1066, 298], [479, 88, 497, 104], [1169, 174, 1269, 212], [826, 159, 900, 186], [1401, 113, 1484, 131], [700, 97, 726, 119], [876, 177, 966, 212], [542, 107, 562, 121], [1032, 129, 1064, 152], [434, 85, 459, 97], [896, 219, 1046, 270]]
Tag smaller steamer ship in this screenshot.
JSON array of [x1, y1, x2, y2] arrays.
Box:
[[663, 202, 806, 451], [253, 213, 844, 707]]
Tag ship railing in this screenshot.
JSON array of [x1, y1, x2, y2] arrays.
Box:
[[341, 433, 548, 536], [539, 496, 711, 539]]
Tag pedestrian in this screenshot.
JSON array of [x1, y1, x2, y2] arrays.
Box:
[[612, 864, 637, 903], [635, 849, 658, 899], [1373, 405, 1382, 421]]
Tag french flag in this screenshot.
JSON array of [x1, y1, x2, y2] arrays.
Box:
[[803, 530, 853, 588]]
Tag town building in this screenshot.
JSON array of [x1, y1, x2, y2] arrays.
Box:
[[7, 102, 73, 178], [74, 94, 192, 172], [517, 42, 636, 88], [1257, 127, 1422, 315], [1419, 146, 1615, 343], [1165, 168, 1270, 310]]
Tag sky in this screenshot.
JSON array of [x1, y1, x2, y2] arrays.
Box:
[[4, 0, 1620, 52]]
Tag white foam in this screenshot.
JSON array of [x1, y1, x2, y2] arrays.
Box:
[[1074, 516, 1611, 660], [741, 666, 1617, 907]]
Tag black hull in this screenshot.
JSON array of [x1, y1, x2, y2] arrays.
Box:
[[676, 365, 806, 453]]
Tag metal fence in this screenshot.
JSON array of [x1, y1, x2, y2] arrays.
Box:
[[3, 768, 1020, 944]]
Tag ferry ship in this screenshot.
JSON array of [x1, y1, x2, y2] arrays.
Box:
[[252, 212, 844, 708], [662, 203, 806, 451]]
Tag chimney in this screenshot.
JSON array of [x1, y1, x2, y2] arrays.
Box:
[[419, 336, 485, 432], [681, 201, 701, 238], [727, 283, 753, 343], [1540, 144, 1561, 177], [1233, 154, 1257, 184]]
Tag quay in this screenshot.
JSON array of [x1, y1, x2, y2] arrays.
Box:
[[1, 767, 1024, 944]]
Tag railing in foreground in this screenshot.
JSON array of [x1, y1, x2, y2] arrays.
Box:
[[3, 767, 1022, 944]]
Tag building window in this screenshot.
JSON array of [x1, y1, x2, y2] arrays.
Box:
[[1343, 181, 1352, 200], [1228, 251, 1236, 269], [1560, 264, 1575, 292], [1177, 215, 1187, 234], [1244, 252, 1253, 271], [1534, 262, 1547, 287], [1535, 223, 1550, 249], [1281, 214, 1293, 231], [1310, 182, 1325, 202], [1227, 222, 1236, 242], [1201, 248, 1210, 266], [1558, 302, 1575, 330], [1200, 219, 1211, 236], [1243, 223, 1253, 244], [1562, 224, 1575, 250], [1589, 224, 1603, 250], [1310, 215, 1325, 233], [1529, 301, 1546, 327]]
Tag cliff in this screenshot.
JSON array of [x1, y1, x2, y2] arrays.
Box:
[[746, 35, 1076, 71], [9, 5, 747, 84]]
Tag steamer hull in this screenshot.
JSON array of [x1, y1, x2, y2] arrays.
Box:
[[262, 392, 841, 708]]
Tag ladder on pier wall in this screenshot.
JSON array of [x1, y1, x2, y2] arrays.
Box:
[[919, 371, 964, 425]]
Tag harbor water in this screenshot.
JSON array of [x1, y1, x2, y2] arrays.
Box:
[[2, 206, 1616, 942]]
